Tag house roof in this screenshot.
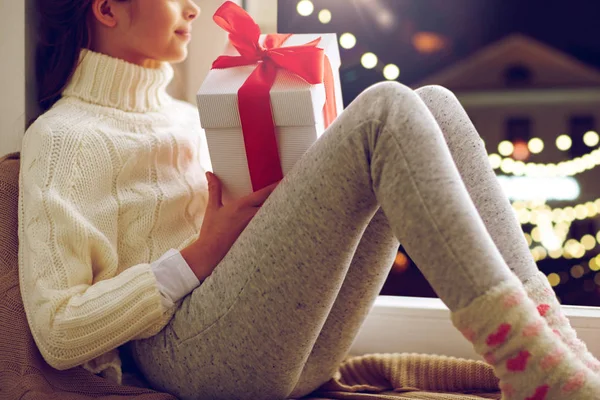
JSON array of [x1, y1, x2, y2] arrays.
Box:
[[413, 34, 600, 90]]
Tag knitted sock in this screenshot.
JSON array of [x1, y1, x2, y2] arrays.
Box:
[[451, 278, 600, 399], [523, 271, 600, 374]]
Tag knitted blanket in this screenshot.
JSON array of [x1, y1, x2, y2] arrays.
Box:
[[0, 152, 500, 400]]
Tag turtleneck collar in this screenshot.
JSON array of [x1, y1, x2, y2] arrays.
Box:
[[62, 49, 174, 113]]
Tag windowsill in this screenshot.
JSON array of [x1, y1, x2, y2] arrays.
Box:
[[349, 295, 600, 360]]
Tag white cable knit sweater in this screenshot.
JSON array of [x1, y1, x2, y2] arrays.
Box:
[[18, 49, 210, 384]]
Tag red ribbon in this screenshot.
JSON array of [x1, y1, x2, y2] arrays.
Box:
[[211, 1, 338, 192]]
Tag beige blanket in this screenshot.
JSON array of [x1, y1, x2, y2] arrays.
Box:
[[0, 152, 500, 400]]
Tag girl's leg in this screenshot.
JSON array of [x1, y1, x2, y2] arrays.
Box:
[[415, 85, 600, 373], [130, 82, 598, 400], [289, 208, 399, 397], [294, 84, 600, 397]]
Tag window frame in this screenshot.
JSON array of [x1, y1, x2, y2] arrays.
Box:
[[1, 1, 26, 158], [349, 296, 600, 359]]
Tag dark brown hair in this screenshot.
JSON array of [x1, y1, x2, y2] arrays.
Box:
[[35, 0, 96, 113]]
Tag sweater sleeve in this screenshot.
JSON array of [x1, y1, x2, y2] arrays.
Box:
[[18, 120, 177, 371]]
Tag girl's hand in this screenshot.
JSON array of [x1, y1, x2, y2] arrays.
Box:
[[182, 172, 280, 281]]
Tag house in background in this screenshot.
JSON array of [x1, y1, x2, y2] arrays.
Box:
[[386, 34, 600, 306]]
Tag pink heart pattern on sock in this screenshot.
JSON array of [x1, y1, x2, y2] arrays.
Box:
[[486, 323, 511, 346], [507, 350, 531, 372], [540, 347, 565, 371], [522, 319, 543, 338], [525, 384, 549, 400], [562, 371, 586, 393], [503, 291, 524, 308], [537, 304, 550, 317], [453, 281, 600, 399]]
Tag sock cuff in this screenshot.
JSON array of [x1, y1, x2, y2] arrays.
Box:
[[450, 278, 542, 355], [451, 278, 525, 331], [522, 270, 556, 301]]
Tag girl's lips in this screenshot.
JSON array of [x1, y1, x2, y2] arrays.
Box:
[[175, 30, 192, 40]]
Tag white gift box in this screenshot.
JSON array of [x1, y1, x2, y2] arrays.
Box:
[[196, 33, 343, 203]]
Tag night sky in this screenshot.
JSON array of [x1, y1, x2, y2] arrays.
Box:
[[278, 0, 600, 103]]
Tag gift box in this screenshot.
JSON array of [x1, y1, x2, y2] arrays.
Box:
[[196, 2, 343, 203]]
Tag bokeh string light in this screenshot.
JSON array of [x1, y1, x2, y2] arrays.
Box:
[[494, 132, 599, 157], [293, 1, 600, 290], [488, 146, 600, 178], [513, 198, 600, 224], [295, 1, 400, 81]]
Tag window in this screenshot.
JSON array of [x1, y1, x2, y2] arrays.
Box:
[[569, 115, 596, 158], [504, 64, 534, 87], [282, 1, 600, 358]]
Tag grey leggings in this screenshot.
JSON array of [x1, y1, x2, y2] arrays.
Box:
[[130, 83, 537, 400]]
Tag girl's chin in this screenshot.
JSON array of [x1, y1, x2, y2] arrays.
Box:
[[160, 48, 188, 64]]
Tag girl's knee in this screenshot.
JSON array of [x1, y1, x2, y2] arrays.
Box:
[[415, 84, 458, 103], [352, 81, 423, 119], [362, 81, 417, 102]]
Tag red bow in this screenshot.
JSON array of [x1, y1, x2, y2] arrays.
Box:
[[211, 1, 338, 192]]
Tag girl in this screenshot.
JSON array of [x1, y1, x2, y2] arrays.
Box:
[[23, 0, 600, 399]]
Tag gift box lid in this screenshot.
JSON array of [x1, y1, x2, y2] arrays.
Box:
[[197, 33, 341, 130]]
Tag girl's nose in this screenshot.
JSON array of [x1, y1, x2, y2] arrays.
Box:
[[185, 1, 201, 21]]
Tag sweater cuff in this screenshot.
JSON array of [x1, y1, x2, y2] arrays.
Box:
[[151, 249, 201, 308]]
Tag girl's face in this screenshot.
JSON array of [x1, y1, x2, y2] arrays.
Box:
[[93, 0, 201, 66]]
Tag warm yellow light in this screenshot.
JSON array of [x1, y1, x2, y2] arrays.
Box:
[[498, 141, 514, 156], [296, 0, 314, 16], [575, 244, 586, 258], [535, 246, 547, 260], [593, 256, 600, 271], [512, 161, 526, 176], [500, 158, 514, 174], [339, 33, 357, 49], [412, 32, 448, 54], [582, 234, 596, 251], [530, 210, 539, 225], [564, 207, 576, 221], [547, 273, 561, 287], [318, 9, 332, 23], [554, 221, 570, 235], [584, 131, 600, 147], [590, 257, 599, 271], [528, 138, 544, 154], [531, 227, 541, 242], [575, 204, 588, 220], [556, 135, 572, 151], [524, 232, 533, 246], [383, 64, 400, 80], [552, 209, 564, 223], [488, 154, 502, 169], [517, 209, 530, 224], [564, 239, 577, 255], [586, 202, 598, 217], [549, 248, 563, 259], [361, 52, 378, 69]]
